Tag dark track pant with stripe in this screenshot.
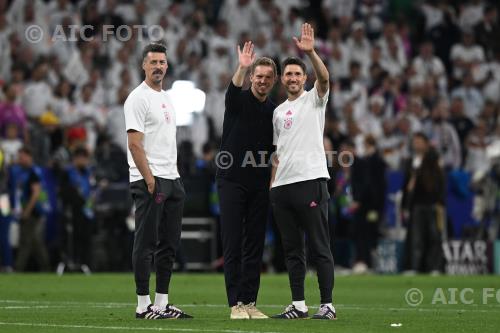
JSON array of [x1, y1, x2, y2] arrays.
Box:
[[270, 178, 334, 304], [130, 177, 185, 295], [217, 178, 269, 307]]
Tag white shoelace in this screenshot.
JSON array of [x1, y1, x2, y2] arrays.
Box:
[[282, 305, 295, 314], [149, 305, 165, 314], [167, 304, 181, 312], [317, 305, 330, 316]]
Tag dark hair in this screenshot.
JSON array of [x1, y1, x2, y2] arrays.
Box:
[[281, 57, 306, 75], [73, 146, 89, 158], [364, 134, 377, 147], [142, 43, 167, 61], [349, 60, 361, 70], [202, 142, 216, 155], [251, 57, 277, 77], [418, 148, 443, 194], [413, 131, 429, 143], [19, 146, 33, 156]]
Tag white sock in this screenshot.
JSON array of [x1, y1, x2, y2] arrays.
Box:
[[154, 293, 168, 308], [292, 300, 307, 312], [137, 295, 151, 313], [322, 303, 335, 311]]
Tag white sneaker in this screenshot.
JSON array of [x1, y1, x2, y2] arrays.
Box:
[[245, 302, 268, 319], [352, 262, 368, 275], [81, 264, 92, 275], [231, 302, 250, 319]]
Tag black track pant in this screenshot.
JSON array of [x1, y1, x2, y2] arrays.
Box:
[[270, 178, 334, 304], [217, 178, 269, 307], [409, 204, 442, 272], [130, 177, 185, 295]]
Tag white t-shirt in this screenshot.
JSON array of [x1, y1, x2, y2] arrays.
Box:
[[124, 81, 180, 182], [272, 86, 330, 188]]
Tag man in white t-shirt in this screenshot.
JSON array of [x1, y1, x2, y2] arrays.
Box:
[[124, 43, 192, 320], [270, 23, 336, 320]]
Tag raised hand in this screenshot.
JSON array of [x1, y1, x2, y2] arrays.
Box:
[[237, 41, 256, 69], [293, 23, 315, 53]]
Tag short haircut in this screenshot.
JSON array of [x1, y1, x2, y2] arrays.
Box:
[[364, 134, 377, 147], [73, 146, 89, 158], [142, 43, 167, 61], [413, 131, 429, 143], [19, 146, 33, 156], [281, 57, 306, 75], [250, 57, 277, 77]]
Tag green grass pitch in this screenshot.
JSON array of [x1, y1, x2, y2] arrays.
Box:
[[0, 273, 499, 332]]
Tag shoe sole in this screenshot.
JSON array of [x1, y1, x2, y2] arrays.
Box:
[[136, 317, 177, 320], [271, 317, 309, 320], [311, 316, 337, 320]]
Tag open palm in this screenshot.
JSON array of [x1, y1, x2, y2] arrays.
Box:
[[238, 41, 256, 68], [293, 23, 314, 53]]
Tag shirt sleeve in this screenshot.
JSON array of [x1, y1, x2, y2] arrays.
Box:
[[124, 93, 148, 133], [311, 84, 329, 108], [272, 111, 279, 145], [225, 81, 243, 112], [28, 169, 41, 186]]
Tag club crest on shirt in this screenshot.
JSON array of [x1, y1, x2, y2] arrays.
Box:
[[164, 111, 171, 124]]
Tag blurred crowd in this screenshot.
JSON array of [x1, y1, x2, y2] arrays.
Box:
[[1, 0, 500, 274]]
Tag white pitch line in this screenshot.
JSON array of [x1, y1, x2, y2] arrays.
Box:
[[1, 304, 499, 314], [0, 300, 135, 306], [0, 305, 128, 309], [0, 322, 282, 333], [1, 300, 499, 313]]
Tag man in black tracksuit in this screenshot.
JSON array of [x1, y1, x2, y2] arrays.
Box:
[[216, 41, 277, 319]]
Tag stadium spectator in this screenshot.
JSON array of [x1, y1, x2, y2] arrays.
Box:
[[0, 123, 23, 166], [412, 41, 447, 93], [450, 29, 485, 80], [423, 99, 462, 170], [352, 135, 386, 274], [14, 146, 50, 272], [58, 146, 94, 274], [449, 95, 475, 162], [0, 147, 14, 273], [0, 83, 27, 140], [474, 4, 500, 60], [451, 70, 484, 120], [21, 59, 53, 120], [403, 135, 445, 274]]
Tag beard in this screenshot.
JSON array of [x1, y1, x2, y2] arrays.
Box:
[[151, 72, 163, 84], [286, 84, 302, 95]]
